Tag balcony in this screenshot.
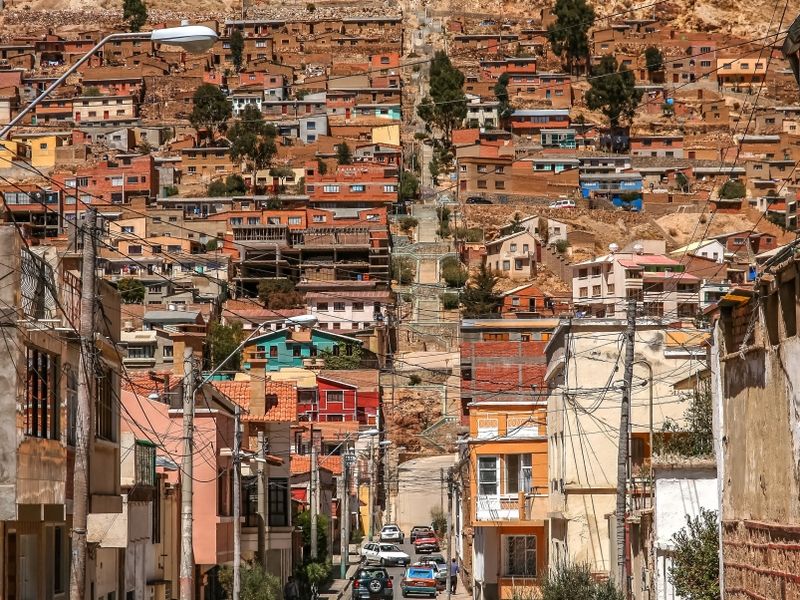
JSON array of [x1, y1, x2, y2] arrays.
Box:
[[476, 489, 548, 522]]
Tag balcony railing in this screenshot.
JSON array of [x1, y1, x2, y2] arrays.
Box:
[[476, 488, 548, 522]]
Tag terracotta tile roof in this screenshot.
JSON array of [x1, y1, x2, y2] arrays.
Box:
[[213, 378, 298, 422], [121, 370, 174, 396], [318, 369, 380, 391], [290, 453, 343, 476]]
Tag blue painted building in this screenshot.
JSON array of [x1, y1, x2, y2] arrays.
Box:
[[579, 172, 644, 210], [243, 327, 363, 371]]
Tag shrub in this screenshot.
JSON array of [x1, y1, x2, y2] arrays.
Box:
[[718, 179, 746, 199], [408, 374, 422, 385], [431, 507, 447, 535], [392, 257, 415, 285], [399, 216, 419, 233], [441, 256, 468, 288], [554, 239, 569, 253], [442, 293, 460, 310]]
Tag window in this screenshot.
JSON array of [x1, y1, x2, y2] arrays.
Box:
[[504, 536, 537, 577], [317, 302, 329, 311], [333, 302, 345, 312], [323, 185, 340, 193], [478, 456, 498, 496], [579, 287, 588, 298], [353, 302, 364, 311], [514, 259, 523, 270], [135, 441, 156, 486], [327, 390, 344, 404], [506, 454, 532, 494], [477, 180, 487, 189], [502, 260, 510, 271], [110, 176, 123, 187], [383, 185, 397, 193], [288, 217, 301, 225], [66, 366, 77, 446], [268, 478, 289, 526], [523, 244, 529, 253], [162, 345, 174, 358], [307, 121, 316, 131], [592, 285, 601, 296], [313, 215, 326, 223], [121, 225, 134, 233], [25, 347, 59, 439], [269, 346, 278, 358], [332, 322, 341, 330], [510, 244, 518, 252], [128, 245, 142, 255], [350, 184, 365, 192], [247, 217, 260, 225], [96, 363, 115, 441], [293, 346, 301, 357], [53, 526, 66, 594]]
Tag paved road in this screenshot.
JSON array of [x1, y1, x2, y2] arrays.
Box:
[[354, 540, 449, 600]]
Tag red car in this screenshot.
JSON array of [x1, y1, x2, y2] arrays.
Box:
[[413, 534, 440, 554]]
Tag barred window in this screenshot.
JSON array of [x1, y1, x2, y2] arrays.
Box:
[[25, 347, 59, 439], [135, 441, 156, 486], [96, 364, 116, 441], [504, 535, 537, 577]]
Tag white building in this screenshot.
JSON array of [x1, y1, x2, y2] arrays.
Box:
[[230, 91, 264, 116], [307, 290, 392, 331], [465, 94, 500, 128], [572, 249, 701, 319]]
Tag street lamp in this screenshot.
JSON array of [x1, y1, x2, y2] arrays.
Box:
[[0, 22, 218, 138]]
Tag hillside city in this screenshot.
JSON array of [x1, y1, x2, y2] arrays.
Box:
[[0, 0, 796, 599]]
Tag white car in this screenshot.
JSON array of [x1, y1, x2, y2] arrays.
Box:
[[380, 524, 405, 543], [361, 542, 411, 566], [549, 199, 576, 209]]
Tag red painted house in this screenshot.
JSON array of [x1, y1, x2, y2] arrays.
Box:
[[52, 153, 158, 204], [296, 369, 380, 425]]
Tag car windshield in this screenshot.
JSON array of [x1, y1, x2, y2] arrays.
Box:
[[407, 569, 433, 578], [380, 544, 399, 552], [358, 570, 386, 580], [383, 526, 398, 531]]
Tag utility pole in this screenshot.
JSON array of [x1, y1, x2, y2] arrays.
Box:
[[616, 298, 637, 593], [367, 438, 375, 541], [69, 207, 96, 600], [445, 470, 454, 600], [383, 445, 391, 523], [180, 347, 195, 600], [310, 432, 319, 559], [339, 454, 350, 579], [257, 430, 267, 569], [233, 404, 241, 600], [440, 468, 444, 511]]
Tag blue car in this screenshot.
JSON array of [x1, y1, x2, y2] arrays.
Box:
[[401, 567, 437, 598]]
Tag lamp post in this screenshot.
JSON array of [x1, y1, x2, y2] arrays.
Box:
[[0, 23, 218, 138]]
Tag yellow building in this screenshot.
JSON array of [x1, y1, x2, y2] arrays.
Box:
[[716, 57, 767, 91], [10, 133, 70, 168], [0, 139, 28, 166], [464, 401, 549, 600]]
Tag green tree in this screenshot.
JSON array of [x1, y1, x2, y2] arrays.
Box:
[[316, 158, 328, 175], [117, 277, 145, 304], [225, 173, 247, 195], [398, 216, 419, 234], [428, 156, 441, 186], [163, 185, 179, 197], [336, 142, 352, 165], [208, 321, 244, 371], [257, 278, 303, 309], [399, 170, 419, 201], [441, 293, 460, 309], [493, 72, 513, 121], [392, 256, 415, 285], [547, 0, 595, 74], [676, 171, 690, 192], [656, 384, 713, 457], [123, 0, 147, 32], [537, 216, 549, 244], [585, 56, 643, 128], [319, 344, 362, 369], [645, 46, 664, 73], [417, 51, 467, 143], [460, 264, 500, 318], [83, 85, 102, 97], [189, 83, 232, 141], [205, 238, 219, 251], [207, 179, 228, 197], [228, 104, 278, 177], [219, 561, 282, 600], [540, 562, 623, 600], [295, 510, 331, 559], [230, 29, 245, 72], [718, 179, 746, 199], [441, 256, 468, 288], [669, 509, 720, 600]]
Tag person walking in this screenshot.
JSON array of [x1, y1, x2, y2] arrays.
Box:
[[450, 559, 459, 594], [284, 575, 299, 600]]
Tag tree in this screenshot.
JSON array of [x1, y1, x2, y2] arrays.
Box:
[[392, 256, 415, 285], [117, 277, 145, 304], [656, 384, 714, 457], [336, 142, 352, 165], [316, 158, 328, 175], [417, 51, 467, 143], [645, 46, 664, 73], [718, 179, 746, 199], [540, 562, 624, 600], [399, 170, 419, 202], [547, 0, 595, 74], [219, 561, 282, 600], [189, 83, 232, 141], [428, 156, 441, 186], [208, 321, 244, 371], [319, 344, 363, 369], [585, 56, 643, 129], [669, 509, 720, 600], [83, 85, 102, 97], [207, 174, 247, 196], [493, 72, 514, 121], [537, 216, 549, 244], [257, 278, 303, 309], [441, 256, 468, 288], [398, 216, 419, 234], [295, 510, 330, 560], [460, 264, 500, 318], [228, 104, 278, 177], [230, 29, 245, 72], [123, 0, 147, 32]]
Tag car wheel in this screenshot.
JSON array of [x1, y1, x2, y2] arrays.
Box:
[[380, 558, 386, 566]]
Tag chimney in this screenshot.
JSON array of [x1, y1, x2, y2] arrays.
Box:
[[249, 358, 268, 416], [170, 333, 202, 381]]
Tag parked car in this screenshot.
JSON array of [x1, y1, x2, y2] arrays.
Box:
[[413, 534, 440, 554], [352, 567, 394, 600], [361, 542, 411, 566], [548, 199, 576, 209], [379, 524, 404, 543], [401, 567, 438, 598], [413, 558, 446, 590], [410, 526, 435, 542], [466, 196, 493, 205]]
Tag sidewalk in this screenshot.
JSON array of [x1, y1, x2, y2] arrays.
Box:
[[320, 547, 361, 600]]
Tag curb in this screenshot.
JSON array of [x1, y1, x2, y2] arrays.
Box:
[[331, 563, 360, 600]]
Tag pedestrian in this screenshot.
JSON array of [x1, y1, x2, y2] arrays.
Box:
[[450, 559, 459, 594], [284, 575, 299, 600]]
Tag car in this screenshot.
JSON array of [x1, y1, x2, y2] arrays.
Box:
[[548, 199, 576, 209], [401, 566, 438, 598], [379, 524, 405, 543], [465, 196, 493, 205], [413, 534, 440, 554], [351, 567, 394, 600], [410, 526, 435, 543], [361, 542, 411, 567], [413, 558, 447, 590]]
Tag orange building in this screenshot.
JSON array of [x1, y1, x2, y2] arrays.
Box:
[[304, 162, 398, 207], [53, 153, 157, 204]]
